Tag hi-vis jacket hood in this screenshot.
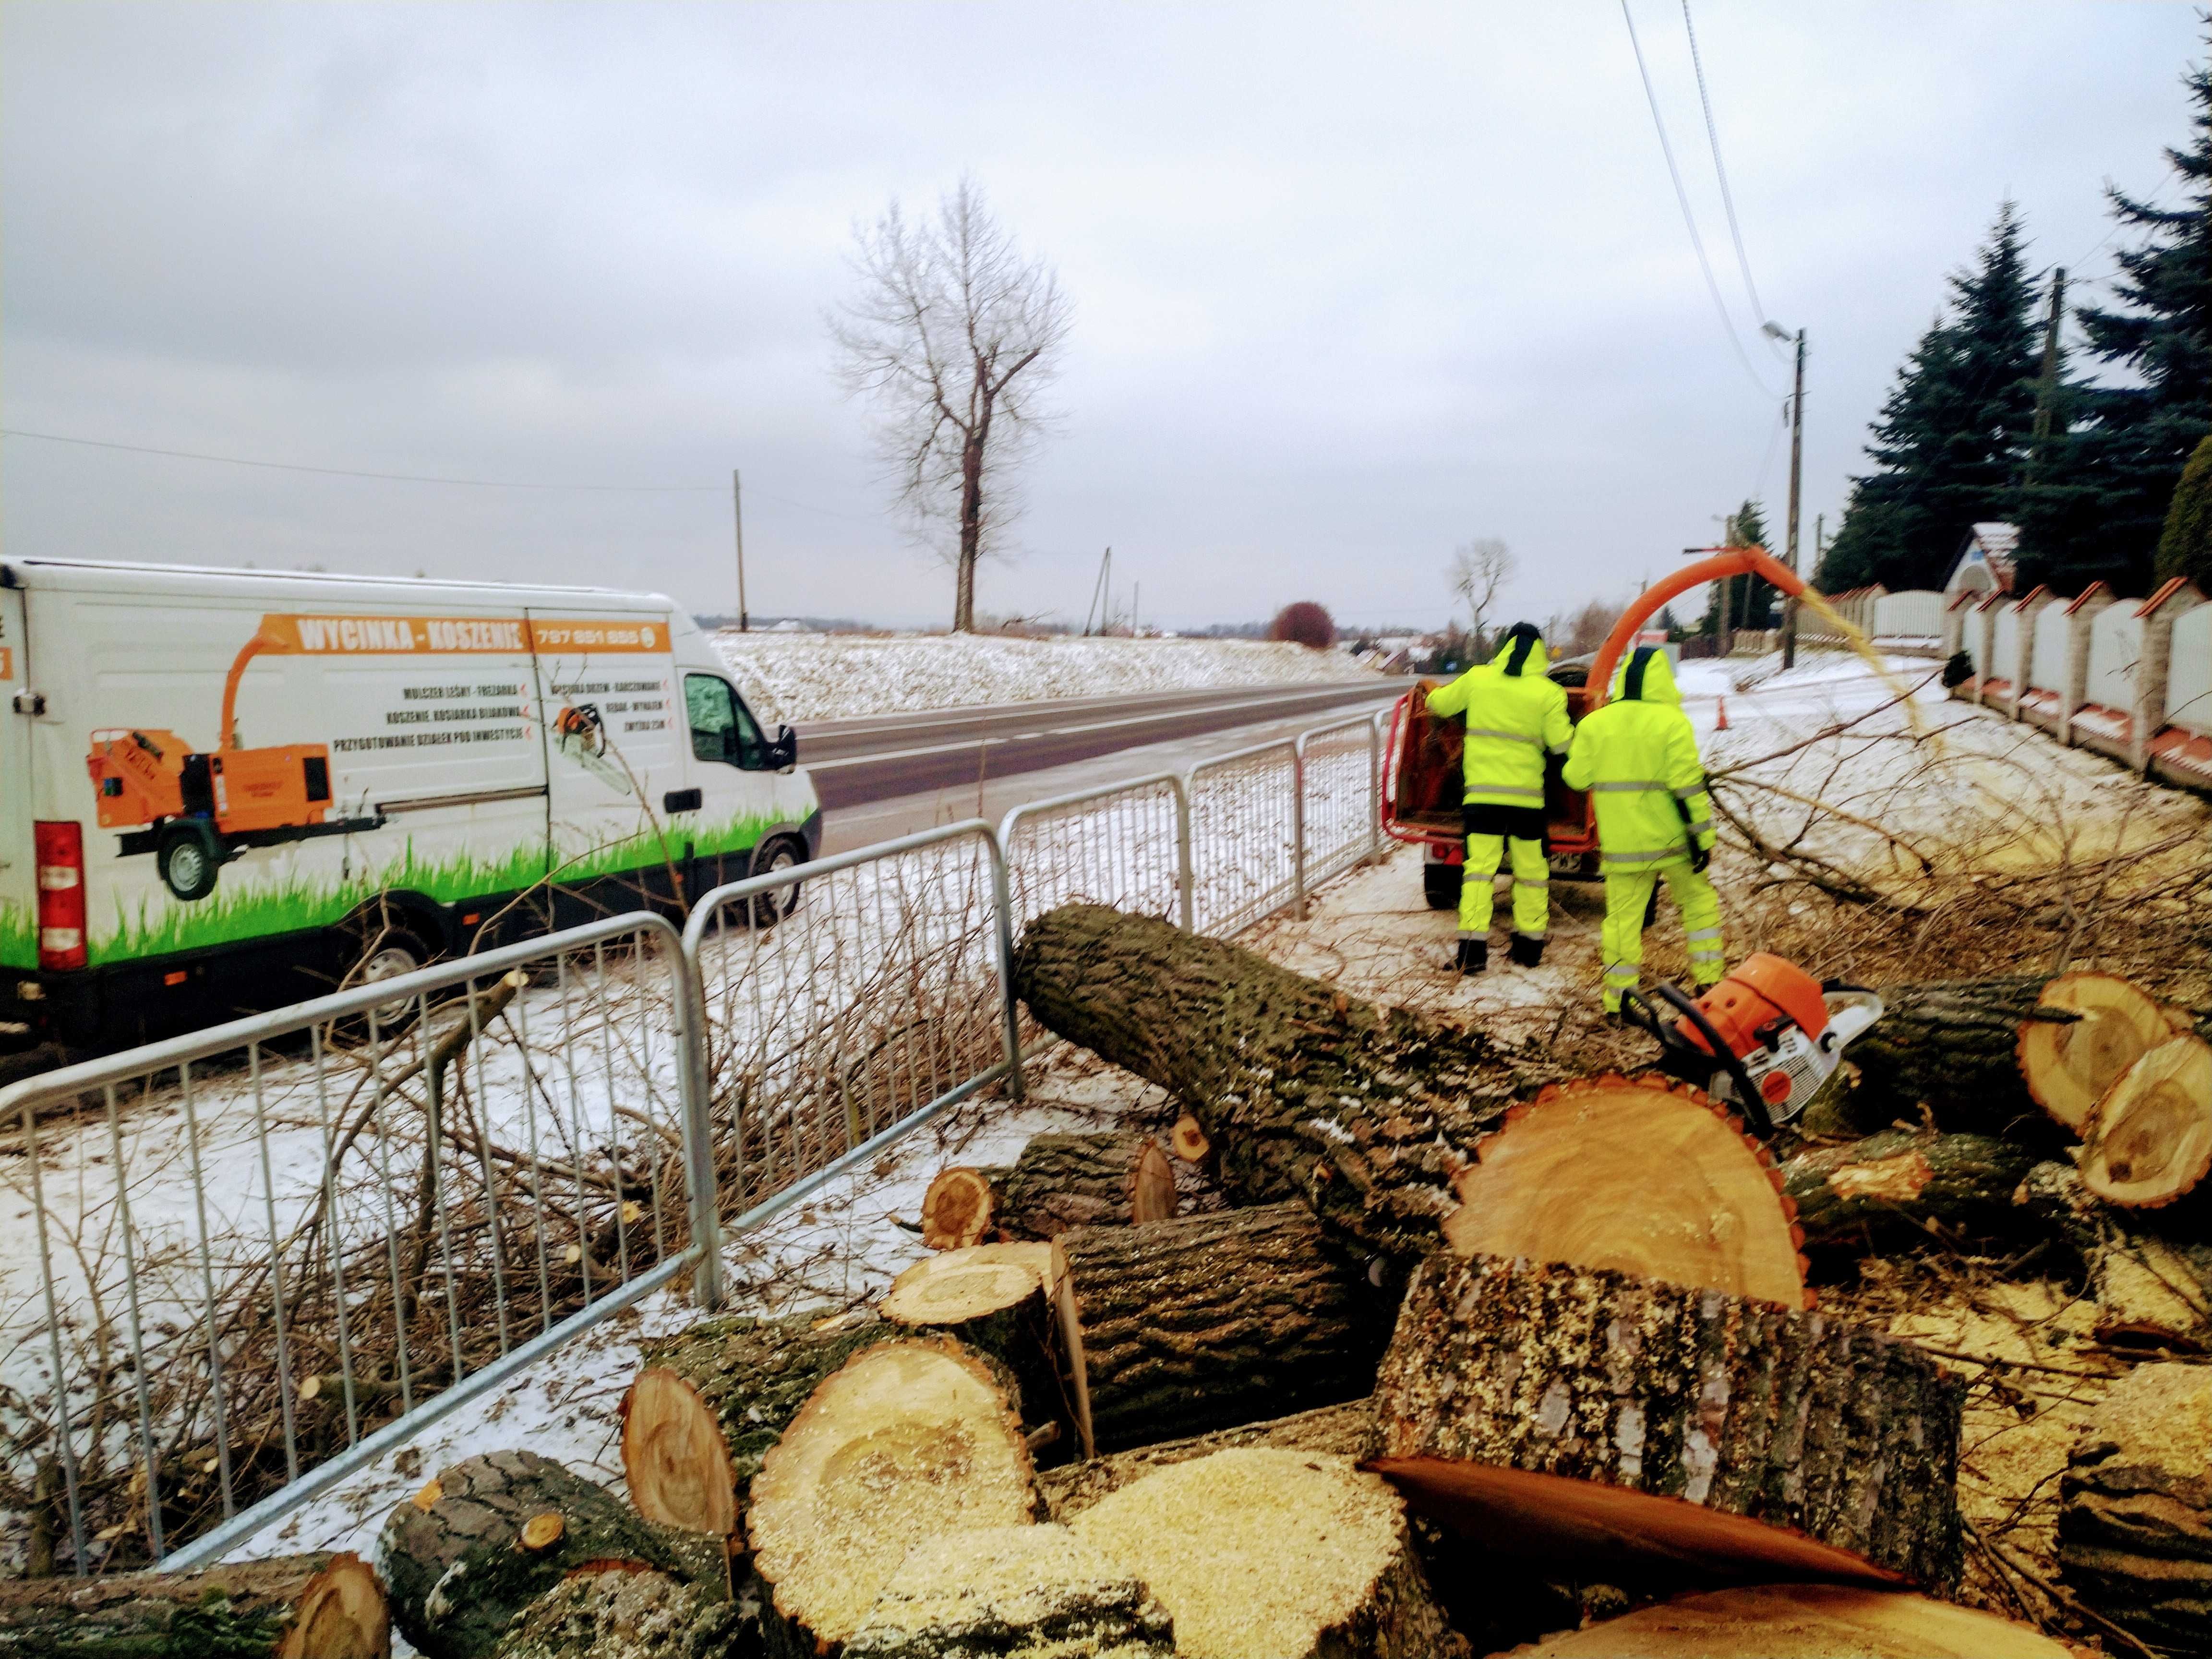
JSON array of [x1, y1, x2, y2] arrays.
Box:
[[1424, 627, 1572, 810], [1562, 646, 1715, 870]]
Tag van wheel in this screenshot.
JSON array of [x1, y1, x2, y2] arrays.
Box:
[[157, 822, 224, 902], [749, 837, 805, 926], [350, 928, 436, 1030], [1422, 860, 1462, 911]]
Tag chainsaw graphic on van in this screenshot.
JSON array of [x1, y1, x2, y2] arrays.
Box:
[[85, 625, 386, 901], [552, 704, 638, 798]]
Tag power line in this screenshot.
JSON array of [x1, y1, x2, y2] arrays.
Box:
[[1679, 0, 1782, 358], [1619, 0, 1781, 398], [0, 426, 726, 492]]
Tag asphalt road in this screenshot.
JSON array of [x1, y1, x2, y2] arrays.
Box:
[[795, 679, 1415, 811]]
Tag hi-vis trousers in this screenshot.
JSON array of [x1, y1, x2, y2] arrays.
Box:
[[1460, 834, 1550, 938], [1599, 856, 1724, 1011]]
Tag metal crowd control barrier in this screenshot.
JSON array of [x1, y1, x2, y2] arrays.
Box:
[[680, 820, 1025, 1249], [9, 701, 1399, 1579], [1, 913, 701, 1574]]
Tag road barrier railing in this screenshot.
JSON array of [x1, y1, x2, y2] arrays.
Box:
[[9, 699, 1397, 1575]]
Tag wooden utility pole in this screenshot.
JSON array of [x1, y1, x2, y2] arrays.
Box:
[[2030, 267, 2068, 471], [732, 470, 750, 632], [1781, 329, 1806, 671]]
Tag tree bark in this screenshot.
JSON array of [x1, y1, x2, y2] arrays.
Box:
[[1058, 1201, 1385, 1453], [1846, 976, 2069, 1137], [622, 1309, 902, 1537], [0, 1551, 388, 1659], [491, 1567, 749, 1659], [379, 1449, 727, 1659], [1370, 1251, 1964, 1592], [843, 1526, 1173, 1658], [1039, 1398, 1380, 1522], [1011, 904, 1528, 1258], [1491, 1583, 2076, 1658], [969, 1131, 1179, 1241], [1781, 1130, 2040, 1253], [2017, 1162, 2212, 1350], [2058, 1362, 2212, 1653], [1065, 1447, 1471, 1659]]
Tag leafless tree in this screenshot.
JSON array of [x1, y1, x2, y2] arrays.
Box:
[[831, 178, 1073, 632], [1447, 537, 1516, 658]]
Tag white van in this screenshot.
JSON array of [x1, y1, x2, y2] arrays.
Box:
[[0, 558, 819, 1051]]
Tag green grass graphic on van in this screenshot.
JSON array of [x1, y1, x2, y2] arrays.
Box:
[[91, 813, 780, 965], [0, 902, 34, 971]]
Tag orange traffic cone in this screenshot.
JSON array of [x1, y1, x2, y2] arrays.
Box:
[[1715, 696, 1730, 731]]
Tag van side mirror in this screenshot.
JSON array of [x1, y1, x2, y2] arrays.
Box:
[[772, 726, 798, 769]]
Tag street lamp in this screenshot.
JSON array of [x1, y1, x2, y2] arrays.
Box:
[[1760, 322, 1808, 668]]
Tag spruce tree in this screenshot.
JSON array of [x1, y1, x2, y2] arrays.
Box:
[[2018, 37, 2212, 594], [2156, 431, 2212, 590], [1704, 500, 1778, 636], [1817, 204, 2044, 593]]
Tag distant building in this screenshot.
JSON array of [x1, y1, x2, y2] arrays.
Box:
[[1943, 523, 2019, 597]]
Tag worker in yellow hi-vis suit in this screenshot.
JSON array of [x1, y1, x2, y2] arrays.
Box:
[[1562, 645, 1724, 1015], [1425, 623, 1572, 974]]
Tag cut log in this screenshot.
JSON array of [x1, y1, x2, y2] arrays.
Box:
[[1846, 975, 2070, 1135], [1443, 1074, 1807, 1308], [621, 1307, 897, 1536], [490, 1566, 748, 1659], [1011, 903, 1527, 1258], [746, 1338, 1036, 1659], [2080, 1035, 2212, 1208], [2020, 972, 2171, 1133], [0, 1551, 387, 1658], [880, 1241, 1090, 1456], [1782, 1129, 2038, 1254], [947, 1132, 1180, 1242], [1040, 1399, 1380, 1523], [2059, 1360, 2212, 1652], [920, 1167, 996, 1251], [844, 1526, 1173, 1658], [1491, 1582, 2076, 1657], [379, 1449, 726, 1659], [1369, 1251, 1963, 1592], [2015, 1162, 2212, 1350], [1066, 1447, 1469, 1659], [1058, 1202, 1382, 1453], [1170, 1113, 1210, 1162]]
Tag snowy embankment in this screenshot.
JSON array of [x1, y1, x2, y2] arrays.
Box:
[[710, 631, 1378, 724]]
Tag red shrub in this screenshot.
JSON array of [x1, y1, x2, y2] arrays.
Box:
[[1269, 601, 1336, 649]]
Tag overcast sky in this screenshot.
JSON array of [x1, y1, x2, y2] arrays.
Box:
[[3, 4, 2202, 632]]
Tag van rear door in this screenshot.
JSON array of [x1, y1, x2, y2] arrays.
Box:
[[0, 585, 33, 977]]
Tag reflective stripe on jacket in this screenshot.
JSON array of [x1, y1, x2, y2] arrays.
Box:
[[1425, 635, 1572, 809], [1560, 646, 1716, 870]]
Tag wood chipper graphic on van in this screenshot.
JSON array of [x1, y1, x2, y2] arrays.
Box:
[[87, 619, 388, 900]]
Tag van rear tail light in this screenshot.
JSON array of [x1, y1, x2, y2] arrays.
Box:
[[35, 820, 87, 971]]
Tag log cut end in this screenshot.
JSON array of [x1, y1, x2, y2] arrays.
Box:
[[748, 1339, 1038, 1654], [1372, 1252, 1962, 1592], [1492, 1583, 2077, 1657], [281, 1554, 390, 1659], [881, 1242, 1065, 1325], [1170, 1113, 1211, 1163], [1444, 1075, 1808, 1310], [1130, 1142, 1177, 1225], [1068, 1447, 1468, 1659], [2058, 1360, 2212, 1650], [2019, 972, 2168, 1132], [2079, 1035, 2212, 1208], [621, 1365, 742, 1537], [0, 1552, 392, 1659], [923, 1167, 998, 1251], [846, 1525, 1173, 1658], [490, 1566, 745, 1659]]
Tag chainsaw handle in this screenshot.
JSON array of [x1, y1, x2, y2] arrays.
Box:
[[1648, 982, 1776, 1139]]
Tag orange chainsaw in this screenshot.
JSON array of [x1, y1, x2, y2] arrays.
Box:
[[1620, 953, 1884, 1138]]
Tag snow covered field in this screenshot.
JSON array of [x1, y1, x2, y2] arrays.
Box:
[[710, 631, 1378, 723]]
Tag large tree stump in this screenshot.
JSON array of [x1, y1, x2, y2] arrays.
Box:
[[379, 1449, 726, 1659], [1781, 1129, 2038, 1254], [621, 1308, 899, 1537], [2079, 1034, 2212, 1209], [1011, 904, 1527, 1258], [747, 1338, 1037, 1659], [1040, 1399, 1381, 1523], [1443, 1075, 1807, 1307], [490, 1567, 748, 1659], [844, 1526, 1174, 1658], [1490, 1583, 2076, 1657], [1065, 1447, 1469, 1659], [1369, 1251, 1963, 1591], [0, 1552, 386, 1658], [2058, 1361, 2212, 1650], [1057, 1201, 1383, 1452], [925, 1132, 1178, 1248]]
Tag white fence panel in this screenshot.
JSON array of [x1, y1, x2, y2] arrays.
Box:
[[1871, 590, 1945, 639], [2029, 602, 2071, 696], [2169, 602, 2212, 738], [2084, 607, 2144, 714], [1990, 607, 2022, 683]]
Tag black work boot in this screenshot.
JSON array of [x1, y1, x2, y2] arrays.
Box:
[[1455, 938, 1488, 974], [1507, 933, 1546, 968]]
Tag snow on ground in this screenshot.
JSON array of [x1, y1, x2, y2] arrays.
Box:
[[711, 631, 1378, 724]]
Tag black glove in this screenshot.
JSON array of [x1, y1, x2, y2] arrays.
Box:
[[1691, 844, 1712, 875]]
